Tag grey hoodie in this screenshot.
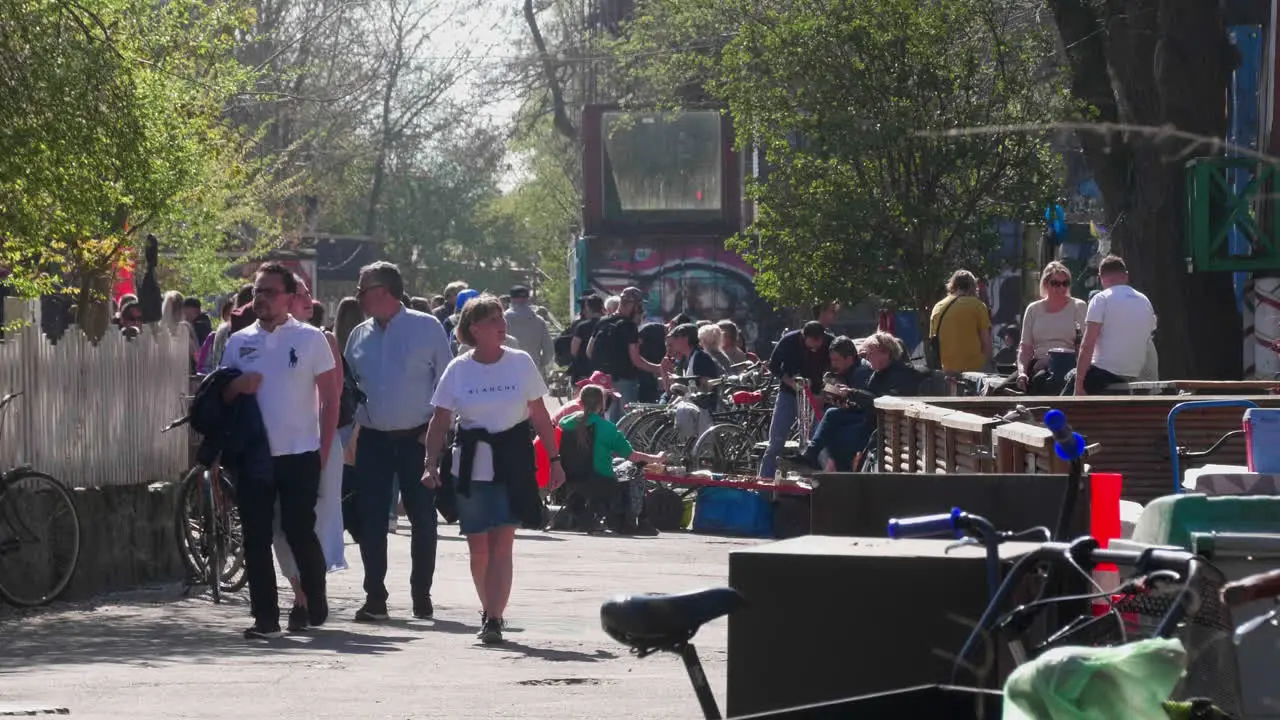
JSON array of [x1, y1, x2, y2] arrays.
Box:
[[504, 303, 554, 373]]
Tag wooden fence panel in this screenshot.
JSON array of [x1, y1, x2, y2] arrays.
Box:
[[0, 299, 189, 488]]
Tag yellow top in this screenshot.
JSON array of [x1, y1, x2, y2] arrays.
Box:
[[930, 295, 991, 373]]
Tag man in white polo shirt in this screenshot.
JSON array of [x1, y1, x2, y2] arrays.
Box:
[[222, 262, 340, 639], [1069, 254, 1157, 396]]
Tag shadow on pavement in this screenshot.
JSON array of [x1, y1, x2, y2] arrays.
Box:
[[0, 593, 419, 671], [480, 641, 619, 663], [381, 617, 479, 636]]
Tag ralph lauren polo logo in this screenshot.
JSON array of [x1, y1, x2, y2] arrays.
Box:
[[289, 348, 298, 367]]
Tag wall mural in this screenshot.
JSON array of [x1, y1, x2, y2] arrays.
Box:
[[582, 236, 785, 353]]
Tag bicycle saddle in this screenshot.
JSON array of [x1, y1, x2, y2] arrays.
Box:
[[601, 587, 745, 651]]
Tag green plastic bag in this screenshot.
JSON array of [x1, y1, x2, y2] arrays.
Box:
[[1002, 638, 1187, 720]]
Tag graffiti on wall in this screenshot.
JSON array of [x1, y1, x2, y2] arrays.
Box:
[[582, 236, 784, 351]]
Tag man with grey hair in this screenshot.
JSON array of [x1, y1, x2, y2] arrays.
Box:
[[344, 261, 453, 621], [504, 284, 555, 375]]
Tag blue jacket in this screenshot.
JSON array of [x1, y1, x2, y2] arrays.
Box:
[[190, 368, 273, 489]]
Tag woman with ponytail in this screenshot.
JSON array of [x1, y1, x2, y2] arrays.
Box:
[[557, 384, 666, 535]]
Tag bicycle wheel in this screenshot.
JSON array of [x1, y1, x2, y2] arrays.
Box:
[[173, 464, 209, 580], [0, 470, 81, 607], [690, 424, 757, 476], [214, 476, 246, 593], [204, 476, 223, 604]]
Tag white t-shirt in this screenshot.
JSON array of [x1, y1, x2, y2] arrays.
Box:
[[1086, 284, 1156, 378], [431, 348, 548, 482], [222, 317, 336, 457]]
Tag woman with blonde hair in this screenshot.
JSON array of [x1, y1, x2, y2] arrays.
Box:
[[697, 323, 734, 373], [421, 294, 562, 644], [161, 290, 200, 368], [1015, 261, 1087, 394]]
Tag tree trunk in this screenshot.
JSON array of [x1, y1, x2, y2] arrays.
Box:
[[1049, 0, 1242, 379]]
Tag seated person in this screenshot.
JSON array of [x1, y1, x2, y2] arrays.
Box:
[[993, 324, 1020, 374], [662, 322, 723, 399], [662, 323, 723, 443], [803, 332, 921, 471], [557, 384, 667, 535], [1014, 261, 1087, 394]]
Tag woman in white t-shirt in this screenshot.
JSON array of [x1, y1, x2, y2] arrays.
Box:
[[422, 294, 564, 645], [1015, 261, 1087, 394]]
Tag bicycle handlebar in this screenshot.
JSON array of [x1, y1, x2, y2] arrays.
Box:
[[1222, 568, 1280, 607], [1044, 408, 1085, 461], [887, 508, 964, 539], [954, 536, 1197, 679]]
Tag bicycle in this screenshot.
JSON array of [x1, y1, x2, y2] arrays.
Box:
[[162, 419, 246, 602], [0, 391, 82, 607], [601, 538, 1237, 718]]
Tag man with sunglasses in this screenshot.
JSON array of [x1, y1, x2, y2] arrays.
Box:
[[220, 262, 340, 639], [345, 261, 453, 622]]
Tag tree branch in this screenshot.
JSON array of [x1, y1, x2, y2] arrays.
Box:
[[523, 0, 577, 140]]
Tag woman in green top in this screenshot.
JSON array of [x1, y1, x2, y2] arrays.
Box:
[[557, 384, 666, 533]]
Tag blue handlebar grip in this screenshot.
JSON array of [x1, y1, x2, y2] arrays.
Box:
[[1044, 408, 1085, 461], [887, 507, 964, 539]]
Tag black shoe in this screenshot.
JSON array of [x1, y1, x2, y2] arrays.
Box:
[[354, 602, 389, 622], [244, 624, 284, 640], [287, 605, 309, 632], [633, 520, 660, 537], [478, 616, 504, 644], [308, 594, 329, 627], [800, 446, 821, 469], [413, 596, 434, 620]]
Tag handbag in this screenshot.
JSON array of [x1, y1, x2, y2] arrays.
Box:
[[925, 297, 959, 371]]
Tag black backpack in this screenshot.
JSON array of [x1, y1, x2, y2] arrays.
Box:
[[339, 356, 366, 429], [589, 316, 628, 376], [553, 331, 575, 368]]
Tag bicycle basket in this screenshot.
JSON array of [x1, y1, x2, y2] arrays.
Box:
[[1041, 561, 1241, 717]]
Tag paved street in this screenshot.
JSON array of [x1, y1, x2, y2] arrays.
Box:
[[0, 528, 760, 719]]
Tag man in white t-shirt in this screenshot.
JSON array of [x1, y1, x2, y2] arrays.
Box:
[[1069, 255, 1156, 396], [222, 262, 340, 639]]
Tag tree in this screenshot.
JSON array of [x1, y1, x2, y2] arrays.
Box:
[[0, 0, 282, 313], [479, 113, 583, 317], [1047, 1, 1241, 379], [616, 0, 1065, 322]]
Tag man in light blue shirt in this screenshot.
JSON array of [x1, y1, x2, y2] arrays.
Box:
[[344, 261, 452, 622]]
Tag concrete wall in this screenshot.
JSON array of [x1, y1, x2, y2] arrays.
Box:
[[63, 481, 184, 600]]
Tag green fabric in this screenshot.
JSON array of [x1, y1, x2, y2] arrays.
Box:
[[559, 412, 632, 478], [1002, 638, 1187, 720]]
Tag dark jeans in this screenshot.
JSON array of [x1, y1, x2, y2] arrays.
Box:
[[237, 450, 326, 628], [638, 373, 661, 403], [355, 429, 438, 605], [809, 407, 873, 471], [1061, 365, 1129, 396]]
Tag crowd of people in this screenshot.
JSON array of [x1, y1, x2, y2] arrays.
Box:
[[151, 250, 1156, 644], [928, 255, 1158, 396], [185, 262, 570, 644]]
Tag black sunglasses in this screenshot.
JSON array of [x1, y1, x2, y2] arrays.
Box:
[[1047, 280, 1070, 288]]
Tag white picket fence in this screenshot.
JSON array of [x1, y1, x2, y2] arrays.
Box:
[[0, 299, 190, 488]]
